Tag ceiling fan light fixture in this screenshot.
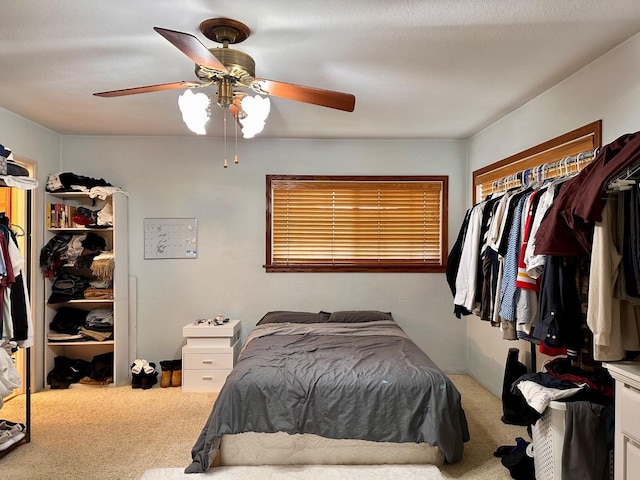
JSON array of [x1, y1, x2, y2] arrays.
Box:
[[178, 89, 210, 135], [95, 18, 356, 143], [239, 95, 270, 138]]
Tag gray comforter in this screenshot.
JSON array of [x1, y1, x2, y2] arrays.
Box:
[[185, 320, 470, 473]]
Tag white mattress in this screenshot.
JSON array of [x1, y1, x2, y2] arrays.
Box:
[[220, 432, 444, 466]]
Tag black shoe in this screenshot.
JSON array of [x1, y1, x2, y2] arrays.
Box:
[[131, 373, 143, 389], [140, 362, 158, 389], [141, 372, 158, 389], [131, 361, 144, 389]]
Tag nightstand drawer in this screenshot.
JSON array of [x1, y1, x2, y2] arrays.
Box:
[[182, 369, 231, 392], [620, 381, 640, 440], [625, 436, 640, 479], [183, 351, 234, 370], [187, 335, 239, 347]]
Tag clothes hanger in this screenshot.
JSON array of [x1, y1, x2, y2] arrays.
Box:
[[607, 161, 640, 192], [10, 223, 25, 237]]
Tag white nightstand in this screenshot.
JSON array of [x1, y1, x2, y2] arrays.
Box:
[[181, 320, 242, 392]]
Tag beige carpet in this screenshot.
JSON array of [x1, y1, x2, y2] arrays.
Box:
[[0, 374, 527, 480]]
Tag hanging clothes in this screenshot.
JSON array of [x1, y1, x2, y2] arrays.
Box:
[[0, 217, 33, 348], [587, 189, 640, 361], [7, 235, 32, 347], [449, 133, 640, 363], [535, 131, 640, 256], [453, 201, 485, 315], [0, 228, 16, 342]]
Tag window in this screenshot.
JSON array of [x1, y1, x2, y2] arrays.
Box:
[[265, 175, 448, 272]]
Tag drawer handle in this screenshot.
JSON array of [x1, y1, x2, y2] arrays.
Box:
[[202, 376, 213, 380], [202, 360, 213, 364], [624, 383, 640, 395]]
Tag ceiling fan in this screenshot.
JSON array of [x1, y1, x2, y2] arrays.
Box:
[[93, 18, 356, 121]]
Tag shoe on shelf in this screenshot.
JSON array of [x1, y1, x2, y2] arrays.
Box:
[[0, 430, 13, 451], [0, 421, 23, 436], [0, 420, 25, 433], [0, 427, 26, 452], [170, 359, 182, 387]]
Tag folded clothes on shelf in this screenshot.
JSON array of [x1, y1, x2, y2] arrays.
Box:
[[47, 274, 90, 304], [90, 251, 114, 280]]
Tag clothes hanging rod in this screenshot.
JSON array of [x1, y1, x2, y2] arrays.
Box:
[[491, 147, 598, 193]]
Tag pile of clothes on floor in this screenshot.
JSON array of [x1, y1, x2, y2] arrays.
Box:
[[497, 356, 614, 480]]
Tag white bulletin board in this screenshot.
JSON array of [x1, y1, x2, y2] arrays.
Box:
[[144, 218, 198, 259]]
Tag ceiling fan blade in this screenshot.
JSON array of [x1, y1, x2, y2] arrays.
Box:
[[94, 81, 203, 97], [154, 27, 228, 73], [251, 78, 355, 112]]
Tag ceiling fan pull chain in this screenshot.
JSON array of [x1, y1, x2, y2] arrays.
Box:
[[223, 110, 228, 168], [234, 111, 239, 165]]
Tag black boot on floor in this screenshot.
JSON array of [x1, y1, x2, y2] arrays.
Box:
[[130, 361, 143, 389], [140, 362, 158, 390]]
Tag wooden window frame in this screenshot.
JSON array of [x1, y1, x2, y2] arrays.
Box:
[[265, 175, 448, 273], [472, 120, 602, 203]]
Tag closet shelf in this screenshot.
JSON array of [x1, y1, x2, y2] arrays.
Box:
[[47, 340, 115, 347], [46, 191, 99, 199], [48, 227, 113, 232], [48, 299, 114, 305]]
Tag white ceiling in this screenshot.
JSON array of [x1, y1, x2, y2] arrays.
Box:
[[2, 1, 640, 140]]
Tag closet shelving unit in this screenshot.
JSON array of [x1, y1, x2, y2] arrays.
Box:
[[43, 191, 129, 387]]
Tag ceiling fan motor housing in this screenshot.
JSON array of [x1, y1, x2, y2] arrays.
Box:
[[195, 47, 256, 84]]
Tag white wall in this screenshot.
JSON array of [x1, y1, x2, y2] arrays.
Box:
[[466, 33, 640, 396], [59, 136, 469, 375], [0, 107, 61, 388]]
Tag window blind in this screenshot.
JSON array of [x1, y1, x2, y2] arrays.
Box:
[[266, 176, 448, 272]]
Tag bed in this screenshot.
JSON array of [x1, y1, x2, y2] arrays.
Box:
[[185, 310, 470, 474]]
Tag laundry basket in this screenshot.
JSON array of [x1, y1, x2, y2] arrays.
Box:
[[531, 401, 566, 480], [531, 400, 614, 480]]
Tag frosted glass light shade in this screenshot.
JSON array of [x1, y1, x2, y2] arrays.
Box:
[[178, 89, 210, 135], [240, 95, 270, 138]]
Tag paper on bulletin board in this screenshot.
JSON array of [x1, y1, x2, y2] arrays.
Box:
[[144, 218, 198, 259]]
